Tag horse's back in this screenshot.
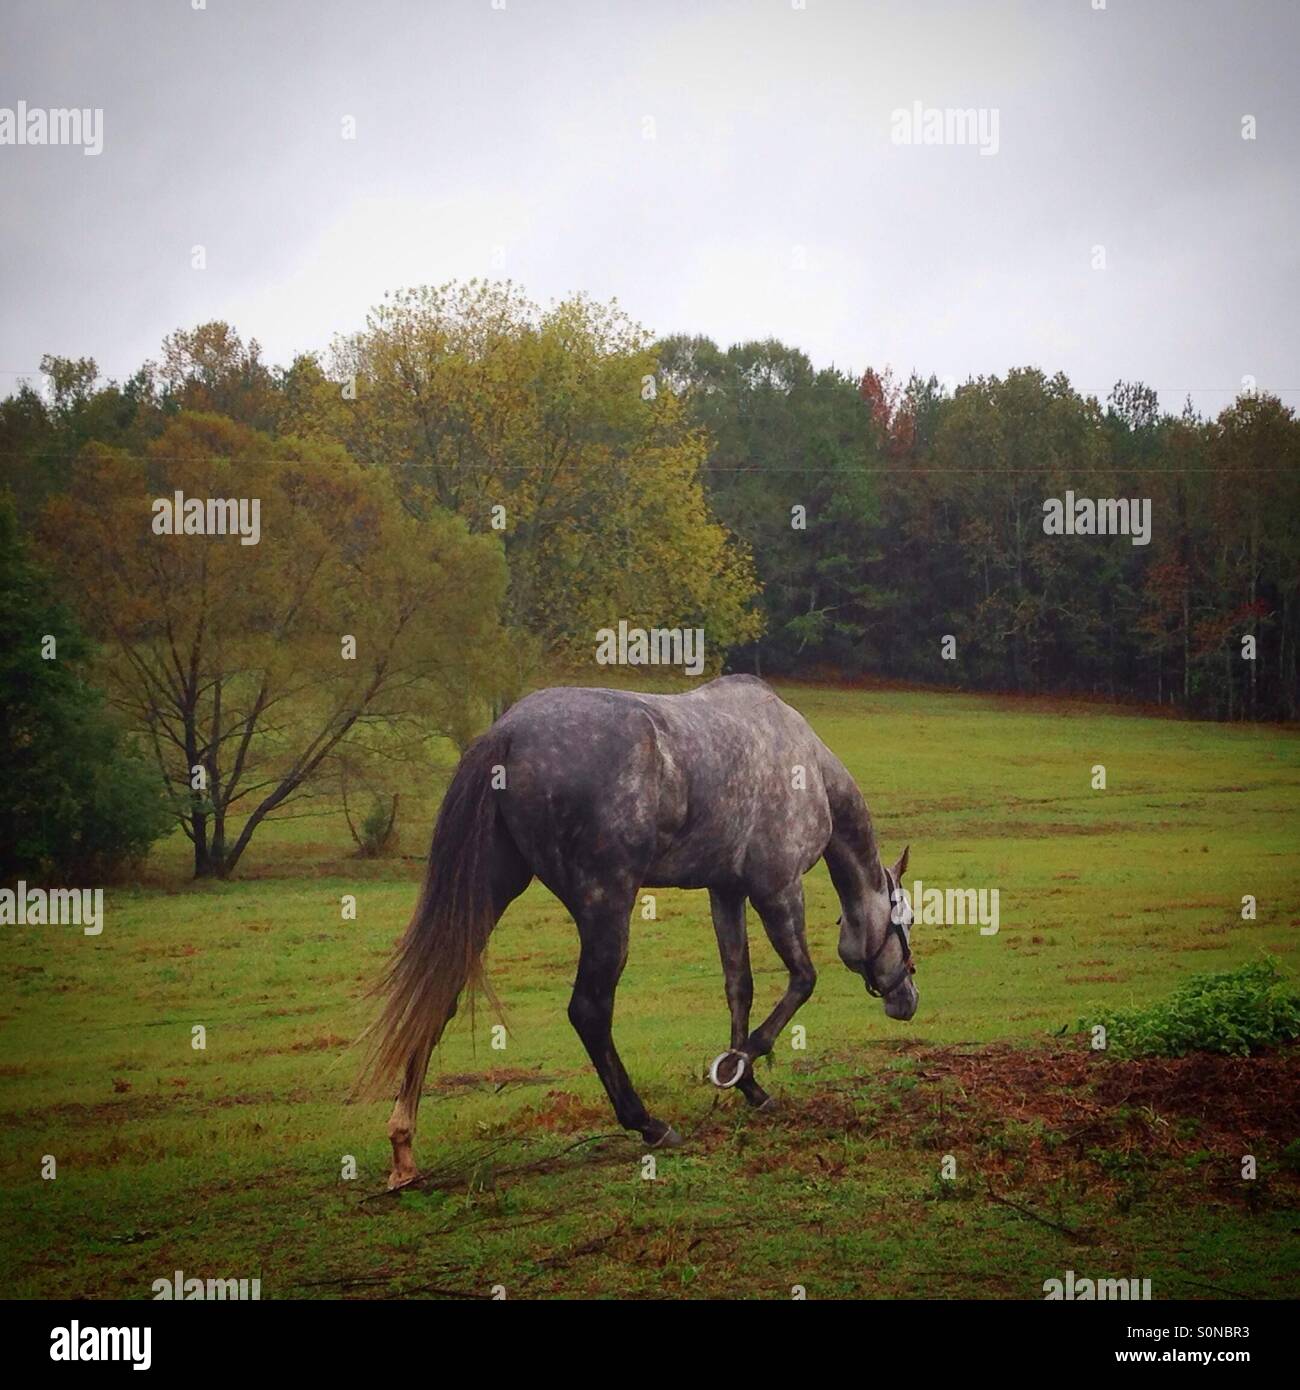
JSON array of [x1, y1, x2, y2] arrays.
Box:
[[491, 678, 832, 896]]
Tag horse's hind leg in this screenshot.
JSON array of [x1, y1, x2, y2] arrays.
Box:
[[386, 822, 532, 1188], [743, 880, 817, 1064], [568, 897, 681, 1148], [386, 1055, 425, 1189], [708, 889, 771, 1109]]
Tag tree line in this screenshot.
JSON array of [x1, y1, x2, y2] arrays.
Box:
[[2, 282, 1295, 878], [658, 337, 1299, 721]]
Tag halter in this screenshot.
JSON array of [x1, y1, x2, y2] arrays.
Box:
[[862, 865, 916, 998]]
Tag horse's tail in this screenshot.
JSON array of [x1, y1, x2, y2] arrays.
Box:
[[356, 729, 510, 1100]]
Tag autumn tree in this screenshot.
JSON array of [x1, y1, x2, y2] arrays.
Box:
[[40, 413, 509, 878], [329, 281, 761, 682], [157, 322, 280, 432]]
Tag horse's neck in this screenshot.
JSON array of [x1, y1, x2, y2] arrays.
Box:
[[819, 747, 885, 898]]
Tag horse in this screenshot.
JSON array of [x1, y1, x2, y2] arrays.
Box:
[[363, 674, 917, 1189]]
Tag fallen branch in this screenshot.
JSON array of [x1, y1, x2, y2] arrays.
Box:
[[393, 1284, 497, 1300], [534, 1227, 622, 1270], [985, 1184, 1093, 1242], [360, 1132, 627, 1204]]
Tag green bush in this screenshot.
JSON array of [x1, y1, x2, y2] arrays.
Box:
[[357, 793, 399, 858], [1078, 959, 1300, 1058], [0, 496, 172, 881]]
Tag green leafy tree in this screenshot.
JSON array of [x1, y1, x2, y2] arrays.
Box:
[[657, 335, 876, 674], [0, 496, 171, 880]]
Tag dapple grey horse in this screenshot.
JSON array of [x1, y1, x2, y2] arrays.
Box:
[[364, 675, 917, 1188]]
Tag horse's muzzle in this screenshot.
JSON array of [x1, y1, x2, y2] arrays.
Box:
[[882, 978, 919, 1021]]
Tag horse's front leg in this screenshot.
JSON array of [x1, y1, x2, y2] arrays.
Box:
[[569, 899, 682, 1148], [743, 880, 816, 1064], [708, 888, 772, 1108]]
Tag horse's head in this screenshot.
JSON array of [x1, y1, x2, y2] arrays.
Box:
[[837, 844, 918, 1021]]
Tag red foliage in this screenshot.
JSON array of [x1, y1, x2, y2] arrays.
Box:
[[859, 366, 916, 458]]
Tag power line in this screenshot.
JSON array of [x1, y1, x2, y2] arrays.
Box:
[[1, 452, 1292, 475]]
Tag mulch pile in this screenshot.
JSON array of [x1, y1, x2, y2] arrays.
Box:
[[905, 1041, 1300, 1154]]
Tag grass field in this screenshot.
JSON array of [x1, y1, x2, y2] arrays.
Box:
[[2, 681, 1298, 1300]]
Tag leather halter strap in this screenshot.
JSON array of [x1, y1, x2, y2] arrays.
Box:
[[863, 865, 915, 998]]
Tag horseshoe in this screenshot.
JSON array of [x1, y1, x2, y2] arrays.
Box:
[[708, 1049, 749, 1089]]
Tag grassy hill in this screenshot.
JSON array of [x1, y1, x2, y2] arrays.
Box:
[[2, 682, 1297, 1299]]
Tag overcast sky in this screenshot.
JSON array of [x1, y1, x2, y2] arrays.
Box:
[[2, 0, 1297, 416]]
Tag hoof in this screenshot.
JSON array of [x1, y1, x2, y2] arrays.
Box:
[[757, 1095, 781, 1114], [708, 1049, 749, 1089], [387, 1167, 418, 1191], [648, 1125, 684, 1149]]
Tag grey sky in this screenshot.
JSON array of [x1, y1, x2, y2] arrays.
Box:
[[2, 0, 1297, 417]]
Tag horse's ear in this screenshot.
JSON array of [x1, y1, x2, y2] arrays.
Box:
[[891, 845, 910, 881]]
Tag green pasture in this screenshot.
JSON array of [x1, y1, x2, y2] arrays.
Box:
[[2, 682, 1297, 1299]]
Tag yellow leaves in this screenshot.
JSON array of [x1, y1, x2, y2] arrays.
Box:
[[318, 281, 764, 675], [38, 411, 512, 803]]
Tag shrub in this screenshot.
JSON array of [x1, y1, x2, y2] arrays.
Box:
[[1078, 959, 1300, 1058], [0, 495, 172, 880], [357, 793, 399, 858]]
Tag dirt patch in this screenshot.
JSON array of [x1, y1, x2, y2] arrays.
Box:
[[899, 1042, 1300, 1152], [1091, 1050, 1300, 1150], [521, 1089, 616, 1133], [743, 1041, 1300, 1203], [286, 1033, 351, 1053]]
